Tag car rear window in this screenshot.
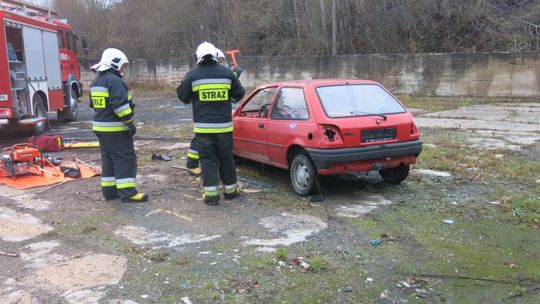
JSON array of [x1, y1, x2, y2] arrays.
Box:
[[316, 84, 406, 118]]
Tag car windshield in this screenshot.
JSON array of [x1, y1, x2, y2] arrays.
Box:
[[316, 84, 406, 118]]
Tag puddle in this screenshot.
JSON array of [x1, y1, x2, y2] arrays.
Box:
[[0, 207, 53, 242], [411, 169, 452, 178], [334, 195, 393, 218], [243, 213, 327, 247], [114, 225, 220, 248], [33, 254, 127, 294]]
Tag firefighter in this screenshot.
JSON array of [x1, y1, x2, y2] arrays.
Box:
[[89, 48, 148, 203], [185, 48, 230, 176], [177, 42, 245, 205]]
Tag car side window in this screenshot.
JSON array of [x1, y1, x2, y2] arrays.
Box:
[[271, 87, 309, 120], [240, 88, 277, 118]]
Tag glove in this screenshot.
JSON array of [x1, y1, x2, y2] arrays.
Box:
[[233, 65, 243, 78], [127, 123, 136, 136]]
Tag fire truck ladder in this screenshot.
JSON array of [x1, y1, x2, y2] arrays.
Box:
[[0, 0, 57, 19]]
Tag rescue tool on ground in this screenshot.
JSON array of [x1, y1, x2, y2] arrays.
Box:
[[0, 0, 85, 134], [0, 143, 60, 177]]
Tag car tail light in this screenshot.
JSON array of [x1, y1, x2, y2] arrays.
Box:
[[411, 121, 419, 136], [319, 124, 343, 144], [0, 108, 12, 119]]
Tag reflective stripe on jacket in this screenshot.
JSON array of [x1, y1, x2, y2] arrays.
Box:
[[90, 70, 134, 133], [176, 62, 245, 134]]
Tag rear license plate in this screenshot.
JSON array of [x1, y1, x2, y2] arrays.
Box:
[[361, 128, 397, 143]]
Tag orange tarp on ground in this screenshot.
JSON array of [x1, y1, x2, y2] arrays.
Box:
[[0, 163, 100, 190]]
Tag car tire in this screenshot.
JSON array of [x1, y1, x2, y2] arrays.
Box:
[[379, 165, 410, 184], [58, 88, 79, 122], [32, 96, 48, 135], [290, 153, 317, 196]]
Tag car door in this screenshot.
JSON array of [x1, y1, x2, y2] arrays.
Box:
[[233, 87, 277, 163], [266, 87, 311, 168]]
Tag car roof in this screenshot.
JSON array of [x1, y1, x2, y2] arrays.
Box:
[[259, 79, 381, 88]]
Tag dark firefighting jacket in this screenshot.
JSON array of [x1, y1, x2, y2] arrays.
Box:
[[89, 69, 134, 133], [176, 61, 245, 133]]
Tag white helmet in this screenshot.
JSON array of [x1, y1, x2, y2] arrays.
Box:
[[91, 48, 129, 72], [215, 48, 225, 61], [196, 42, 218, 64]]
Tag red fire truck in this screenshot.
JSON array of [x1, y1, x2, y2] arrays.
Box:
[[0, 0, 84, 134]]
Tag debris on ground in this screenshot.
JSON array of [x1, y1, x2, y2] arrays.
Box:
[[379, 232, 397, 241], [151, 153, 172, 161], [442, 219, 455, 224], [370, 239, 381, 246], [235, 280, 259, 294], [291, 257, 311, 271], [181, 297, 193, 304]]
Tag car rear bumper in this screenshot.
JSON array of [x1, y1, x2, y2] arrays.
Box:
[[306, 140, 423, 169]]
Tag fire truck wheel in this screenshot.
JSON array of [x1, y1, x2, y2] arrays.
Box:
[[60, 88, 79, 122], [32, 97, 47, 135]]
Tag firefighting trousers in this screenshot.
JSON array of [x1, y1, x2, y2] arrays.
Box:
[[186, 136, 199, 169], [196, 132, 237, 198], [96, 132, 138, 199]]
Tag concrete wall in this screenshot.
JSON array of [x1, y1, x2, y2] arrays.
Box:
[[81, 52, 540, 98]]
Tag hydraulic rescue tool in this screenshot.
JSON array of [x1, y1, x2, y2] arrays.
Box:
[[0, 143, 59, 177]]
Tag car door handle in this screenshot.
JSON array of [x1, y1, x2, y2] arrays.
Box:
[[258, 123, 264, 129]]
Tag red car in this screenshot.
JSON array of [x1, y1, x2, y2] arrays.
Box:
[[232, 80, 422, 196]]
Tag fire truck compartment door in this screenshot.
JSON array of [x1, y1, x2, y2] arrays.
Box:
[[22, 26, 46, 81], [41, 31, 62, 90]]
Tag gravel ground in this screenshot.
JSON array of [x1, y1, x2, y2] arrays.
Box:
[[0, 98, 539, 303]]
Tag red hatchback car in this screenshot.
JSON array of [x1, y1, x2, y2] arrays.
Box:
[[232, 80, 422, 196]]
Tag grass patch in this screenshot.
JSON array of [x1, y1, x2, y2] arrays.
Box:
[[275, 247, 288, 260], [308, 256, 326, 272], [398, 95, 481, 112], [397, 95, 531, 112], [505, 196, 540, 225]]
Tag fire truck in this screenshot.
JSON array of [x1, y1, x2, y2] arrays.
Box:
[[0, 0, 84, 134]]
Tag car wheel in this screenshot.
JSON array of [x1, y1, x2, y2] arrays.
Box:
[[32, 96, 47, 135], [290, 153, 317, 196], [379, 165, 410, 184]]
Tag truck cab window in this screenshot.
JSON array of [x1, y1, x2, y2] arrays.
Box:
[[57, 31, 64, 49], [67, 32, 77, 53]]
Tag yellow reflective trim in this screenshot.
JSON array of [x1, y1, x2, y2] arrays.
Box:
[[192, 83, 231, 92], [101, 181, 116, 187], [128, 93, 132, 100], [91, 92, 110, 97], [187, 152, 199, 160], [92, 125, 129, 132], [91, 97, 106, 109], [193, 126, 233, 133], [123, 117, 134, 124], [204, 191, 219, 196], [117, 107, 132, 118], [199, 89, 228, 101], [116, 182, 136, 189], [224, 187, 237, 194]]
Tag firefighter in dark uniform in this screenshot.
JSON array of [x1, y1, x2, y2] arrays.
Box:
[[177, 42, 245, 205], [185, 48, 242, 176], [90, 48, 148, 202]]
